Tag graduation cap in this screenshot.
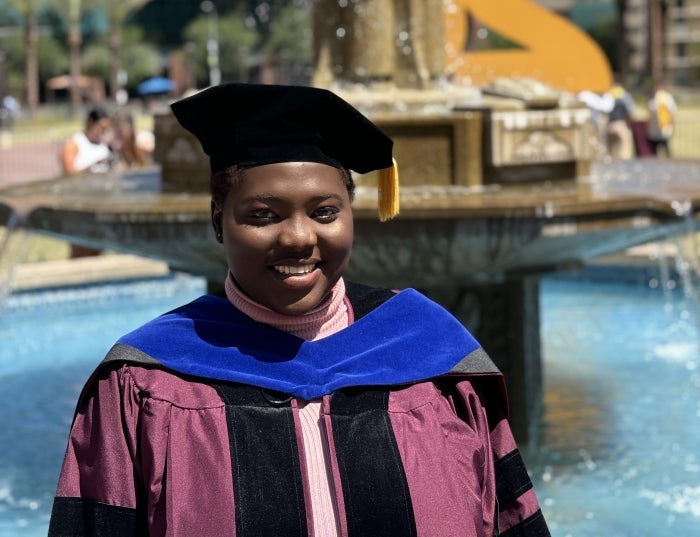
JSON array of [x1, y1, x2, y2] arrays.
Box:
[[170, 83, 399, 221]]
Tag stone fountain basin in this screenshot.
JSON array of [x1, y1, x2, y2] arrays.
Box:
[[2, 160, 700, 288]]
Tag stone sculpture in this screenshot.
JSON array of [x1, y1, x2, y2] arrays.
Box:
[[312, 0, 445, 89]]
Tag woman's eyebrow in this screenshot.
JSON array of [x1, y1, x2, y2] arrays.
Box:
[[244, 193, 346, 204]]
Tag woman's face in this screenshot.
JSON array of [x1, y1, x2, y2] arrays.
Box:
[[215, 161, 354, 315], [86, 117, 113, 145]]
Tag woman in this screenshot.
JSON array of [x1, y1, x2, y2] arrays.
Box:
[[110, 109, 149, 169], [49, 83, 550, 537]]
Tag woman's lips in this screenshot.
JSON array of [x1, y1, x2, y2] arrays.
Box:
[[271, 264, 321, 288]]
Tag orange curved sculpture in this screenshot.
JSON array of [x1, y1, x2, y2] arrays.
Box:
[[445, 0, 613, 92]]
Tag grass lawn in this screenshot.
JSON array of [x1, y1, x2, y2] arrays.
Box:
[[670, 106, 700, 158]]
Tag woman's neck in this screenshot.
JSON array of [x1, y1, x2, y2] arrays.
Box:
[[224, 275, 349, 341]]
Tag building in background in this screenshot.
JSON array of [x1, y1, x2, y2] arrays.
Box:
[[539, 0, 700, 87], [621, 0, 700, 87], [664, 0, 700, 85]]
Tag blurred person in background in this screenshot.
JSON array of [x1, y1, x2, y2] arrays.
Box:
[[1, 94, 20, 130], [646, 82, 677, 158], [110, 109, 151, 169], [604, 77, 636, 159], [59, 107, 114, 257], [60, 107, 114, 174]]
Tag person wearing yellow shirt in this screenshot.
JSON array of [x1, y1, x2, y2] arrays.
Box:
[[646, 83, 677, 158]]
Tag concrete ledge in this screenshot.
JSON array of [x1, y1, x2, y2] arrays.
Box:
[[9, 254, 170, 292], [590, 242, 679, 267]]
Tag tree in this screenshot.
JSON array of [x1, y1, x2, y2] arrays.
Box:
[[5, 0, 113, 112], [1, 2, 79, 107], [183, 9, 259, 86], [83, 25, 161, 96], [8, 0, 41, 111], [67, 0, 82, 111], [119, 30, 162, 93], [93, 0, 149, 101], [615, 0, 628, 82], [261, 2, 312, 84]]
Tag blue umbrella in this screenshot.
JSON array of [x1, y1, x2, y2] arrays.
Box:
[[137, 76, 175, 95]]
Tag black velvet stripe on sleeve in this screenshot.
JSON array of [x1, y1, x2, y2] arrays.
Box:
[[495, 448, 534, 507], [498, 509, 551, 537], [330, 387, 418, 537], [212, 383, 308, 537], [48, 496, 142, 536]]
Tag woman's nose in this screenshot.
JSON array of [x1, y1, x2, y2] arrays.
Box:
[[277, 216, 316, 248]]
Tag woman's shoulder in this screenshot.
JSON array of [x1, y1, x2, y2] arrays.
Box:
[[89, 359, 225, 410]]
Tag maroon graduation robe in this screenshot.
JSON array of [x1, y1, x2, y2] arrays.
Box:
[[49, 283, 550, 537]]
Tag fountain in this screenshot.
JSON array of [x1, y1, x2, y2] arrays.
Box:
[[2, 4, 700, 444]]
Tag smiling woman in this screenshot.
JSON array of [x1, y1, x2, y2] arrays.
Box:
[[48, 83, 551, 537], [213, 162, 354, 316]]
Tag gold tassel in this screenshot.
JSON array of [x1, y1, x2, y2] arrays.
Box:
[[377, 158, 399, 221]]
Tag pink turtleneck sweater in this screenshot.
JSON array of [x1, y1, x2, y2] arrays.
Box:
[[225, 275, 350, 537]]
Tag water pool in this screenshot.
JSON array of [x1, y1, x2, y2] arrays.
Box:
[[1, 270, 698, 536], [535, 272, 700, 536], [0, 274, 207, 537]]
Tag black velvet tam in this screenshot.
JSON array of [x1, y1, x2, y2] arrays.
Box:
[[170, 83, 394, 175]]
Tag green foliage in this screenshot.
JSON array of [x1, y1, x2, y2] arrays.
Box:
[[586, 14, 620, 73], [80, 5, 109, 43], [32, 3, 105, 47], [0, 34, 24, 78], [0, 34, 26, 96], [0, 0, 22, 25], [130, 0, 202, 46], [184, 10, 259, 85], [121, 43, 162, 91], [81, 25, 161, 92], [37, 32, 68, 77], [82, 41, 110, 80], [0, 31, 67, 95], [262, 2, 312, 84], [180, 1, 313, 86]]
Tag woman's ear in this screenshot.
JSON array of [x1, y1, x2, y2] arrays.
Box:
[[211, 200, 223, 243]]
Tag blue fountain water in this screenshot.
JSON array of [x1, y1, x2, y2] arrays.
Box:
[[0, 274, 207, 537], [534, 270, 700, 536], [1, 268, 698, 536]]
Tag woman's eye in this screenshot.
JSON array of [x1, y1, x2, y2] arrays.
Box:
[[248, 209, 278, 222], [314, 206, 339, 221]]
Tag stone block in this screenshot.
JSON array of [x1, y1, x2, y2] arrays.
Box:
[[480, 107, 592, 184]]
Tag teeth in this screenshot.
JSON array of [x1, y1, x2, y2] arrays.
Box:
[[274, 264, 315, 275]]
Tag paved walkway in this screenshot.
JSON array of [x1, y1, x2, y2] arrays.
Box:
[[0, 133, 62, 188]]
